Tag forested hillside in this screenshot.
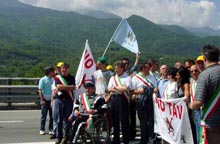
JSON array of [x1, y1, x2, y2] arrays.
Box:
[[0, 0, 220, 77]]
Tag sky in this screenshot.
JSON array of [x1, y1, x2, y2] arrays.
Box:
[[19, 0, 220, 29]]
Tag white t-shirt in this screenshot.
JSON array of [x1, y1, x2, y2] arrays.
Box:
[[132, 74, 150, 98], [108, 73, 133, 95], [93, 70, 113, 95], [164, 81, 178, 99]]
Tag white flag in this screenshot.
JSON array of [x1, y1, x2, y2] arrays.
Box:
[[75, 40, 96, 97], [153, 95, 194, 144], [112, 18, 139, 54]]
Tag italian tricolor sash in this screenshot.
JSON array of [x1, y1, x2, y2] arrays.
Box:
[[56, 75, 74, 102], [200, 120, 207, 144], [81, 93, 94, 129], [200, 85, 220, 144], [135, 73, 154, 88], [163, 85, 169, 100], [114, 74, 129, 100], [190, 80, 197, 103]]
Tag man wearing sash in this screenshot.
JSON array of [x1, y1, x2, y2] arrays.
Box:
[[132, 62, 156, 144], [53, 63, 76, 144], [190, 45, 220, 143], [108, 61, 133, 144], [190, 64, 201, 144], [71, 80, 107, 142]]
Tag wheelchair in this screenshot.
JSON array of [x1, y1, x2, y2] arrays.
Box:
[[71, 114, 110, 144]]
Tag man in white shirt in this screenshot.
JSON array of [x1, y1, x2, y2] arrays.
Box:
[[132, 62, 156, 144], [108, 61, 133, 144]]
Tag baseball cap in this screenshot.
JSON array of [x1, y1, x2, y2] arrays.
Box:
[[106, 65, 113, 71], [83, 80, 95, 87], [195, 55, 204, 63], [56, 62, 64, 68], [97, 56, 107, 64]]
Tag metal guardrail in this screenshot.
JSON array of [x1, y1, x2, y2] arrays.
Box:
[[0, 78, 40, 106]]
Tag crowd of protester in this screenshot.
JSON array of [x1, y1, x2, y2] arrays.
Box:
[[38, 44, 220, 144]]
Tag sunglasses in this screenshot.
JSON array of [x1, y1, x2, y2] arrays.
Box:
[[123, 63, 129, 65], [190, 70, 198, 73]]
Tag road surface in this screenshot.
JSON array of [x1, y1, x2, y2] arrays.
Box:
[[0, 110, 145, 144]]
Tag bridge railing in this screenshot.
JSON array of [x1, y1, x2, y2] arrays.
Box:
[[0, 78, 40, 106]]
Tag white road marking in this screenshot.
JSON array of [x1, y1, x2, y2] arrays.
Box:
[[0, 110, 40, 113], [5, 142, 54, 144], [0, 120, 24, 123]]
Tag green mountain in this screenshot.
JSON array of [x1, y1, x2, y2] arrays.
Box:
[[0, 0, 220, 77], [78, 10, 120, 19], [159, 25, 195, 36], [185, 26, 220, 37]]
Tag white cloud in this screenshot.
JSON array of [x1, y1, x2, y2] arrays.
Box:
[[19, 0, 220, 29]]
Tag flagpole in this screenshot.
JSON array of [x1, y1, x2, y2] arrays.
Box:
[[102, 17, 124, 57]]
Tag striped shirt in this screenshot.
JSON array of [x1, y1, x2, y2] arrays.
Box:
[[195, 64, 220, 127]]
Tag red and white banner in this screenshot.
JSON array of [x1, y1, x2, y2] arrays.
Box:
[[153, 95, 194, 144], [75, 40, 96, 96]]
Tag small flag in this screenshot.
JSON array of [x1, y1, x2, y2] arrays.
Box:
[[112, 18, 139, 54]]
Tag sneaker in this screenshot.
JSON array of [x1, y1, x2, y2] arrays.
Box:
[[40, 130, 45, 135], [49, 131, 54, 135]]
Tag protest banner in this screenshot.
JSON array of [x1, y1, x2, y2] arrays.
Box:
[[153, 95, 194, 144]]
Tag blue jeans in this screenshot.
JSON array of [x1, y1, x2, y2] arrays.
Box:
[[52, 100, 57, 135], [194, 109, 201, 144], [40, 100, 53, 131], [53, 98, 64, 140]]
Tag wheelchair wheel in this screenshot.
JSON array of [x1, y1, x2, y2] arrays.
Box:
[[73, 124, 93, 144], [92, 119, 110, 144]]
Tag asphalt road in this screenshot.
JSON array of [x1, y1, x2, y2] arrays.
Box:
[[0, 110, 55, 144], [0, 110, 143, 144]]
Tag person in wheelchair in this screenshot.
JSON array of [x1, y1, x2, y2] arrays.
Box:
[[71, 79, 107, 142]]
